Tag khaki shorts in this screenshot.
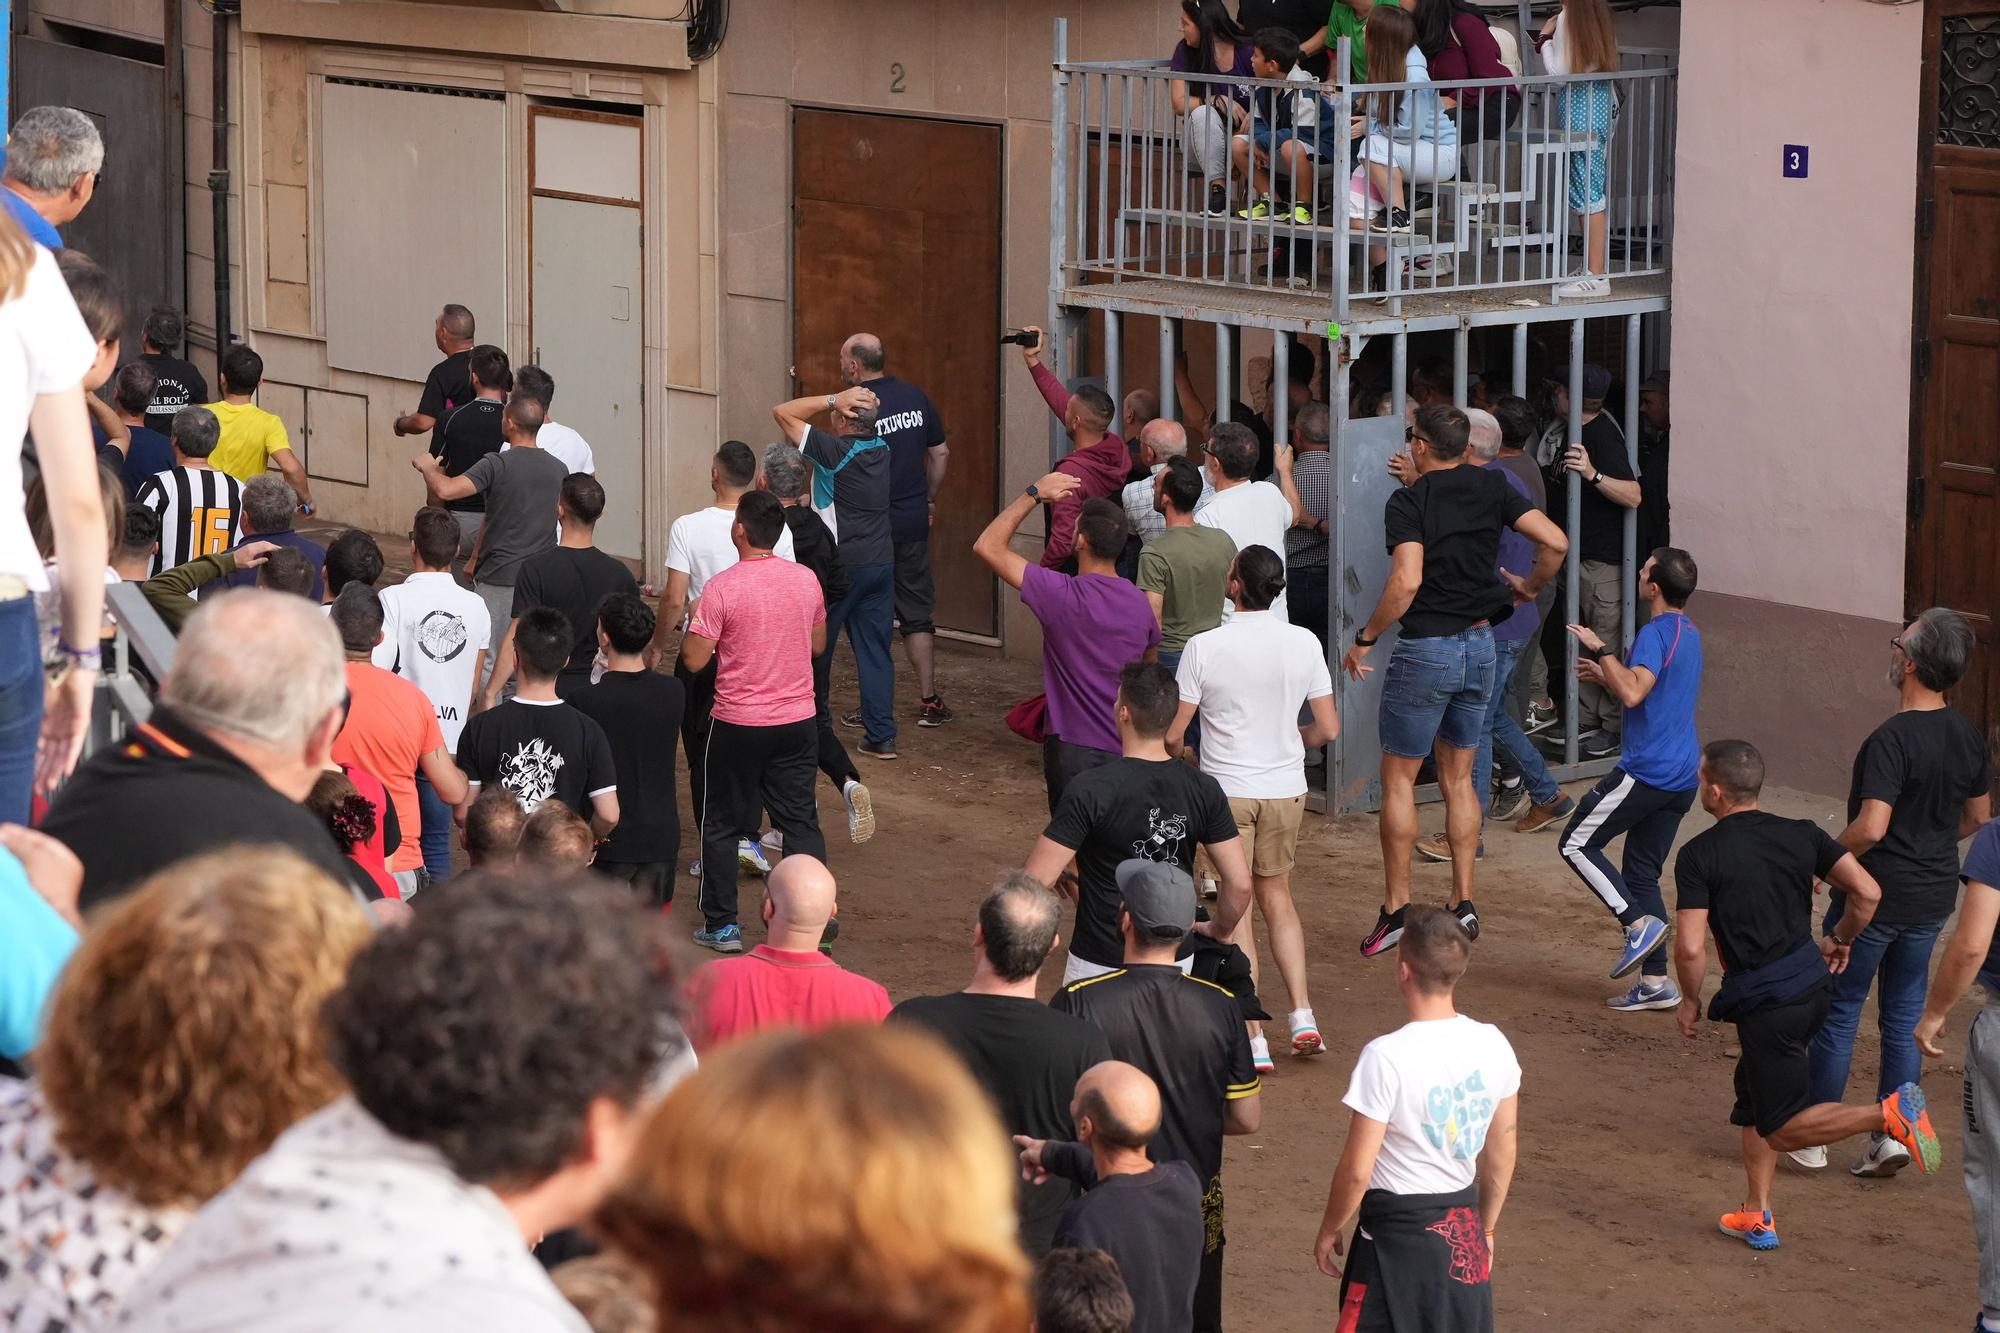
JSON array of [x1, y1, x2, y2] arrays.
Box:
[[1228, 794, 1307, 878]]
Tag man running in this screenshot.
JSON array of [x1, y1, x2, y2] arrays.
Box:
[[1559, 547, 1703, 1009], [1672, 739, 1940, 1252], [1313, 906, 1518, 1333], [1346, 405, 1567, 956]]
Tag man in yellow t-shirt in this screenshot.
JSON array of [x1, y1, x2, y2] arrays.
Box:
[[207, 345, 316, 515]]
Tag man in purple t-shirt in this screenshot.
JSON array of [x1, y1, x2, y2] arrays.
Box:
[[974, 473, 1161, 812]]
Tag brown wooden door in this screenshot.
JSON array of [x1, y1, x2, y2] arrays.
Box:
[[792, 109, 1003, 638], [1911, 3, 2000, 759]]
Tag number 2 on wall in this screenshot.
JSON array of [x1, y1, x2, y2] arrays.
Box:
[[890, 62, 907, 94]]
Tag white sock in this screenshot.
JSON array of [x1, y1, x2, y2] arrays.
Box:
[[842, 778, 858, 795], [1979, 1313, 2000, 1332], [1288, 1007, 1316, 1029]]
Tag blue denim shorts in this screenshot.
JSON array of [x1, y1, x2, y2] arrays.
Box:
[[1251, 125, 1323, 161], [1378, 625, 1497, 759]]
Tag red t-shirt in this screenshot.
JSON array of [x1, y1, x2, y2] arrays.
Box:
[[332, 662, 445, 874], [689, 945, 892, 1052], [687, 555, 824, 727]]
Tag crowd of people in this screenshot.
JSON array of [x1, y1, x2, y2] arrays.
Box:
[[0, 15, 1988, 1328]]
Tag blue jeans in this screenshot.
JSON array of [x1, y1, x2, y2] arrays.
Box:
[[827, 562, 895, 747], [1378, 625, 1495, 759], [1476, 635, 1561, 818], [1158, 647, 1200, 754], [414, 771, 454, 886], [0, 598, 43, 826], [1808, 914, 1945, 1105]]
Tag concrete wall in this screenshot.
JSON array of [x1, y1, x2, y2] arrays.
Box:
[[1670, 0, 1922, 623]]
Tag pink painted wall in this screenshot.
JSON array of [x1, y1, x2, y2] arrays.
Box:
[[1670, 0, 1924, 622]]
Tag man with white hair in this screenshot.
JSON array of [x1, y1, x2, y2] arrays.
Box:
[[1120, 418, 1213, 546], [1417, 408, 1570, 864], [1, 106, 102, 248], [41, 590, 360, 909]]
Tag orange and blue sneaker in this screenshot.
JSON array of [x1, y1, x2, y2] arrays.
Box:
[[1718, 1207, 1780, 1251], [1882, 1081, 1942, 1174]]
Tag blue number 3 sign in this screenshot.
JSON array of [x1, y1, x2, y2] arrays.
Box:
[[1783, 145, 1809, 179]]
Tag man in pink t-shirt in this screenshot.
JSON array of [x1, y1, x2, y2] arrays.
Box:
[[689, 853, 890, 1051], [681, 491, 829, 952]]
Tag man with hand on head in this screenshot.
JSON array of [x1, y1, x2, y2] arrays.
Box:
[[217, 474, 325, 598], [686, 854, 889, 1051], [1015, 1061, 1204, 1333]]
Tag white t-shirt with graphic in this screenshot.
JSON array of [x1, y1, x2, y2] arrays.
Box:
[[373, 571, 493, 750], [1342, 1014, 1521, 1195]]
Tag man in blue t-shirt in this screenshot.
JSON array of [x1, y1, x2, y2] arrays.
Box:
[[1558, 547, 1703, 1010], [1918, 818, 2000, 1328], [838, 333, 953, 728], [2, 105, 104, 249]]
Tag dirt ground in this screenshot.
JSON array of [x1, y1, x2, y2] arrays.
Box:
[[788, 642, 1976, 1332]]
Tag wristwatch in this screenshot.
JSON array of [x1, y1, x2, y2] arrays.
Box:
[[1588, 470, 1604, 486], [825, 393, 837, 412], [1354, 631, 1377, 648], [1024, 482, 1040, 500], [1828, 930, 1854, 948], [1585, 643, 1613, 661]]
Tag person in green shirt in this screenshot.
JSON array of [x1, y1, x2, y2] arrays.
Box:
[[1302, 0, 1395, 83], [1138, 457, 1237, 756]]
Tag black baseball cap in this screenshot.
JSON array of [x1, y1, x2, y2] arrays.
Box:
[[1116, 860, 1196, 941]]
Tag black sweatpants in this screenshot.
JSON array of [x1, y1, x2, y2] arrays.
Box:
[[698, 717, 825, 930], [812, 639, 860, 787], [1558, 766, 1694, 979], [676, 652, 717, 847]]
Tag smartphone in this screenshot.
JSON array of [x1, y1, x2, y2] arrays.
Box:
[[1000, 329, 1042, 348]]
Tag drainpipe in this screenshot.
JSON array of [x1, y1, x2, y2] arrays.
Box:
[[210, 0, 237, 356]]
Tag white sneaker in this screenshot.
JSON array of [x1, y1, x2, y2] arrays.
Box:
[[687, 858, 703, 879], [1785, 1145, 1827, 1171], [761, 828, 785, 854], [1850, 1133, 1912, 1178], [1289, 1009, 1325, 1056], [1200, 876, 1218, 901], [737, 838, 772, 878], [843, 779, 875, 844], [1249, 1032, 1275, 1074], [1554, 274, 1610, 299]]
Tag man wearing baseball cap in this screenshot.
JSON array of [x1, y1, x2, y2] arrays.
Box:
[[1558, 362, 1642, 759], [1052, 858, 1262, 1333]]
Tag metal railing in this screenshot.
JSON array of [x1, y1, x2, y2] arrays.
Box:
[[1051, 34, 1676, 320], [81, 581, 176, 762]]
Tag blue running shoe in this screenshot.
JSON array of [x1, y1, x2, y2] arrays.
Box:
[[1612, 915, 1669, 979], [1718, 1207, 1779, 1251], [1607, 978, 1680, 1012], [693, 923, 744, 954]]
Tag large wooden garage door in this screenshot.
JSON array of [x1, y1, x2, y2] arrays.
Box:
[[1911, 3, 2000, 772], [792, 109, 1002, 639]]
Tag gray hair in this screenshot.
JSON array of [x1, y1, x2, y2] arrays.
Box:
[[977, 871, 1063, 983], [1139, 418, 1188, 461], [162, 591, 346, 753], [5, 106, 103, 194], [1465, 408, 1503, 461], [171, 406, 221, 459], [241, 475, 298, 534], [1297, 401, 1331, 447], [762, 442, 810, 500], [1903, 607, 1977, 694]]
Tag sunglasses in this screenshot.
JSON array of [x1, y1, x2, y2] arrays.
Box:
[[1404, 426, 1430, 446]]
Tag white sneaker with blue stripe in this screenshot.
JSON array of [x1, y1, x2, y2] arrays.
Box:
[[1606, 978, 1680, 1012]]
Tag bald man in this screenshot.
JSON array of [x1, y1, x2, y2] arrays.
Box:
[[395, 304, 477, 454], [838, 332, 953, 725], [686, 854, 891, 1051], [1120, 418, 1213, 547], [1017, 1061, 1205, 1333]]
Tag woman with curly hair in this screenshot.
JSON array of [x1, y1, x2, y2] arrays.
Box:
[[597, 1024, 1031, 1333], [0, 848, 370, 1327]]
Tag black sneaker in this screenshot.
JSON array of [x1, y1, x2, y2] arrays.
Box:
[[1582, 730, 1622, 759], [1453, 900, 1481, 941], [858, 738, 899, 761], [1385, 206, 1414, 233], [1204, 181, 1229, 217], [1489, 783, 1532, 823], [918, 695, 954, 727], [839, 709, 864, 730], [1360, 906, 1407, 958]]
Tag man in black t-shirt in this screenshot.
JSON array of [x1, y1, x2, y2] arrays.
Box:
[[1556, 365, 1642, 753], [1027, 662, 1252, 983], [774, 386, 900, 760], [394, 303, 477, 455], [891, 873, 1112, 1256], [839, 333, 954, 727], [483, 474, 637, 705], [1015, 1060, 1205, 1332], [429, 344, 510, 539], [1050, 860, 1261, 1333], [575, 593, 684, 908], [1345, 405, 1568, 959], [1800, 608, 1993, 1178], [135, 306, 210, 439], [1671, 739, 1939, 1252], [455, 607, 619, 837]]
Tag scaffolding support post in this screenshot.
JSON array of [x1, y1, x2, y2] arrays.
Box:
[[1622, 313, 1643, 649], [1564, 318, 1584, 768], [1453, 325, 1470, 408], [1273, 334, 1291, 447], [1159, 317, 1176, 423], [1047, 18, 1071, 470], [1511, 324, 1528, 398], [1105, 314, 1124, 438], [1214, 324, 1232, 424]]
